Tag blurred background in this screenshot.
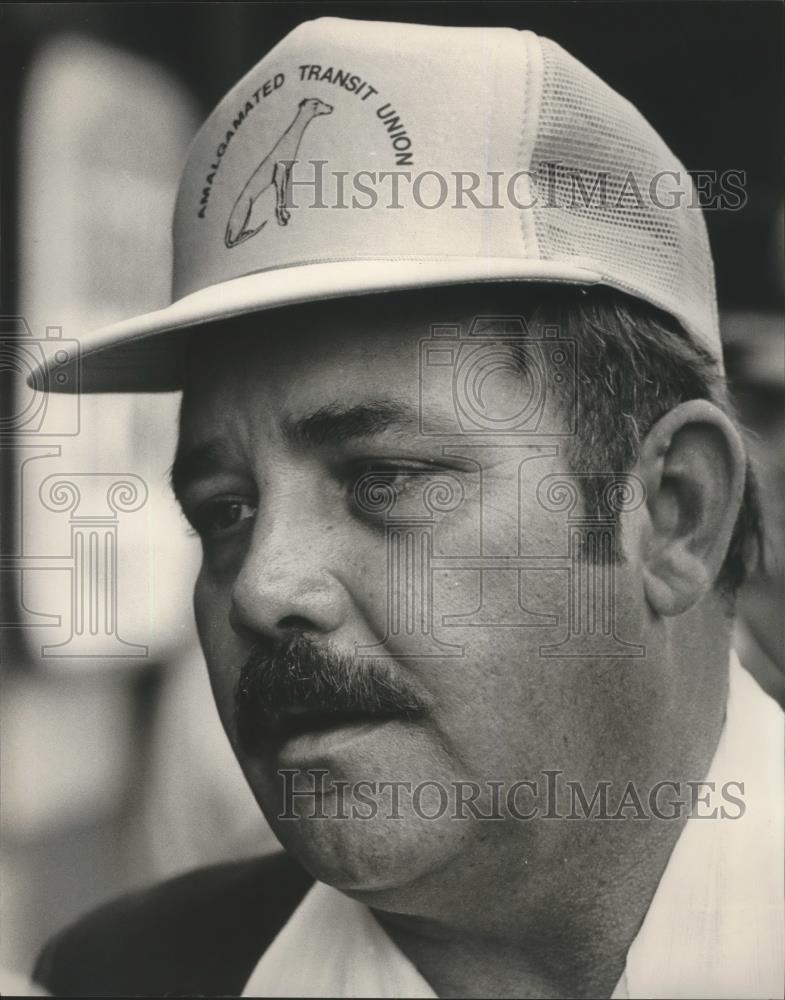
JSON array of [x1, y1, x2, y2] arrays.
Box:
[[0, 0, 783, 980]]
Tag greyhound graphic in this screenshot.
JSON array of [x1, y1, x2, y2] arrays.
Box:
[[224, 97, 333, 248]]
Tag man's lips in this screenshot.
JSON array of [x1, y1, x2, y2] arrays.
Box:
[[234, 636, 429, 759], [261, 705, 403, 744]]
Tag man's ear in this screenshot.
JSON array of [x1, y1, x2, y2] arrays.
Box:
[[637, 400, 746, 616]]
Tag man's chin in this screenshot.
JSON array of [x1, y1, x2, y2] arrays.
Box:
[[238, 760, 469, 895], [233, 718, 472, 891], [267, 806, 463, 896]]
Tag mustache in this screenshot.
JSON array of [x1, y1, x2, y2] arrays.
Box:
[[234, 634, 426, 754]]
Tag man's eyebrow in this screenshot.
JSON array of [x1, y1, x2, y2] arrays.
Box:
[[170, 440, 231, 503], [169, 402, 418, 501], [282, 401, 418, 449]]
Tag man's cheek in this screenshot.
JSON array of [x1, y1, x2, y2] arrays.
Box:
[[193, 569, 238, 729], [193, 563, 234, 642], [193, 568, 218, 652]]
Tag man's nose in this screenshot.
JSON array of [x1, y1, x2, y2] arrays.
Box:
[[229, 501, 350, 642]]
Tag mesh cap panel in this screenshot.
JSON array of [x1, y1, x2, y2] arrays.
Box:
[[530, 37, 719, 353]]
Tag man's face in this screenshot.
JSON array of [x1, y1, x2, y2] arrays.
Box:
[[175, 291, 659, 898]]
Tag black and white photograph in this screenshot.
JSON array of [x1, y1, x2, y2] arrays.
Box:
[[0, 2, 783, 997]]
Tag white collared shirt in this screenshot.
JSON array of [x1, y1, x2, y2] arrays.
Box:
[[242, 654, 784, 999]]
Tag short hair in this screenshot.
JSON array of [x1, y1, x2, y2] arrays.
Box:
[[530, 285, 764, 596]]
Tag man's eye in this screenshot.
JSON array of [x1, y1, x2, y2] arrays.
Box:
[[348, 463, 428, 518], [350, 463, 413, 493], [189, 498, 257, 538]]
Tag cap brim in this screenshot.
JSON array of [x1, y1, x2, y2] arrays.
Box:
[[32, 258, 603, 393]]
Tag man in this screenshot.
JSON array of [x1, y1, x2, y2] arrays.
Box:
[[30, 16, 783, 999]]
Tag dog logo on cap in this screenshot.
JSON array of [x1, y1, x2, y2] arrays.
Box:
[[225, 97, 333, 248]]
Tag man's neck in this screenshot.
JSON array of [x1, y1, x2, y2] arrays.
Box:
[[365, 635, 731, 999], [371, 820, 684, 999]]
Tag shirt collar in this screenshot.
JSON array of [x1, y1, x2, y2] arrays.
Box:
[[243, 653, 784, 998], [614, 651, 784, 999], [242, 878, 436, 997]]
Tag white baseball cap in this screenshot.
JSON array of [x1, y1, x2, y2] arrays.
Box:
[[35, 16, 721, 393]]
